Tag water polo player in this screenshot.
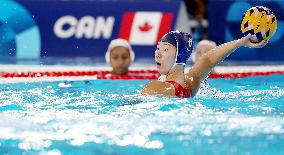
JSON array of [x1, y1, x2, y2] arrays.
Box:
[[105, 39, 135, 75], [191, 40, 217, 64], [141, 30, 267, 98]]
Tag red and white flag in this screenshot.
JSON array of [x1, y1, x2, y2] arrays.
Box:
[[119, 11, 173, 45]]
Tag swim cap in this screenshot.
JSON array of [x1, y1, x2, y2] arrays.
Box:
[[191, 40, 217, 63], [105, 39, 135, 64], [160, 30, 193, 65]]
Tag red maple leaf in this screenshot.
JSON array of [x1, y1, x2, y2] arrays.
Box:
[[138, 21, 152, 32]]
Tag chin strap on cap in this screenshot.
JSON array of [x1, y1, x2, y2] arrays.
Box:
[[158, 31, 193, 81]]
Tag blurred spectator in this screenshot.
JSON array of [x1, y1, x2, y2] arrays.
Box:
[[105, 39, 135, 75], [185, 0, 207, 19], [184, 0, 208, 43]]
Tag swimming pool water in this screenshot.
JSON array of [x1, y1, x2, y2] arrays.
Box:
[[0, 75, 283, 155]]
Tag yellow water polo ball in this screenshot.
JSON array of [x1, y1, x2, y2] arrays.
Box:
[[241, 6, 277, 43]]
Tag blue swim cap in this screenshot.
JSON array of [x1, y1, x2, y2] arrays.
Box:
[[160, 30, 193, 65]]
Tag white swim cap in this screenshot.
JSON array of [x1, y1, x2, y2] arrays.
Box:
[[105, 38, 135, 64], [191, 40, 217, 63]]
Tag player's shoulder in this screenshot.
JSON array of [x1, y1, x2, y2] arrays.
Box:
[[141, 80, 175, 96]]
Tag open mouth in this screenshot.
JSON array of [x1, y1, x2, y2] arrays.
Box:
[[156, 62, 161, 66]]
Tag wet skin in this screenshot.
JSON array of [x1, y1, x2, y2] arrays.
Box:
[[155, 42, 176, 75]]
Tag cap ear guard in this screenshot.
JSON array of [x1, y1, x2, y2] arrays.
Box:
[[174, 31, 193, 65], [176, 45, 190, 65]]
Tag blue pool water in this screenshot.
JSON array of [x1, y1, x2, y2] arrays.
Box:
[[0, 75, 284, 155]]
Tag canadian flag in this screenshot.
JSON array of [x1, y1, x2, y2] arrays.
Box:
[[119, 11, 173, 45]]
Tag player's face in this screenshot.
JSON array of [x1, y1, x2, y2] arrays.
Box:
[[110, 46, 131, 75], [155, 42, 176, 74]]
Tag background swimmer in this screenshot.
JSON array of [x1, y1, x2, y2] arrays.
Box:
[[105, 39, 135, 75], [191, 39, 217, 65], [141, 31, 267, 98]]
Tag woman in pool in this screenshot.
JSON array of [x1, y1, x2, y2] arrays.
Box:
[[191, 39, 217, 67], [141, 30, 267, 98], [105, 38, 135, 75]]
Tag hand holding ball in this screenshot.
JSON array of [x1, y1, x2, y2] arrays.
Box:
[[241, 6, 277, 45]]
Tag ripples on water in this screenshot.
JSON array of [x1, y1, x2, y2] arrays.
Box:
[[0, 75, 284, 155]]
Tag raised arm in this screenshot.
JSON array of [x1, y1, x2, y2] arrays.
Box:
[[185, 35, 267, 95]]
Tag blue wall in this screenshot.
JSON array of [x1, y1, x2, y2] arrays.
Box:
[[0, 0, 181, 59], [208, 0, 284, 61], [1, 0, 283, 61]]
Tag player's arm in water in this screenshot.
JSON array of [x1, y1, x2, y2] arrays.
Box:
[[185, 35, 267, 96]]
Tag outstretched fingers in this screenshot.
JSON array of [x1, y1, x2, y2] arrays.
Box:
[[242, 34, 268, 48], [247, 39, 268, 48]]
